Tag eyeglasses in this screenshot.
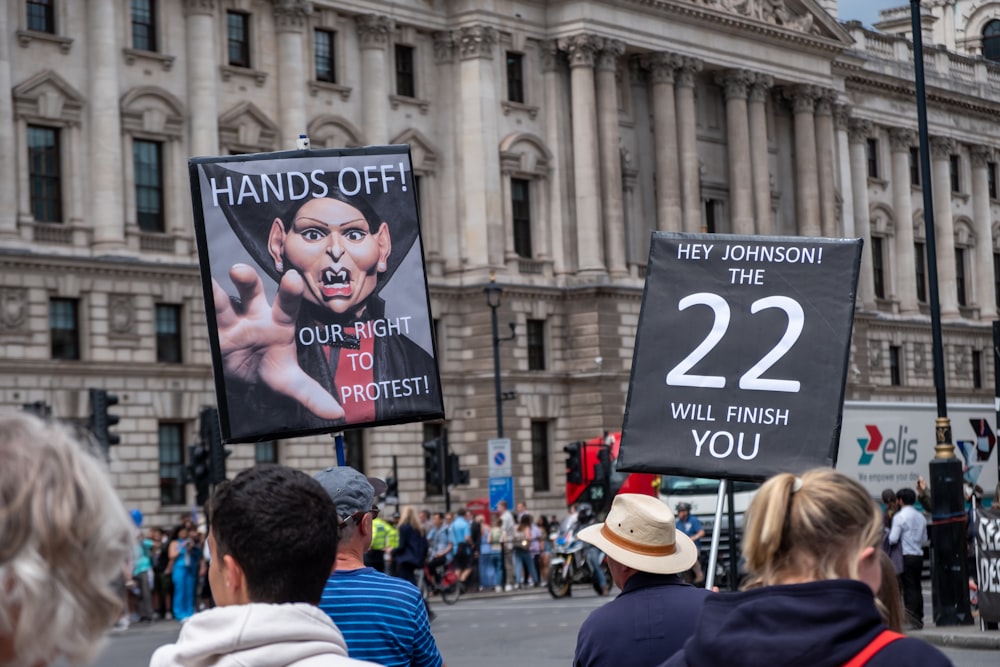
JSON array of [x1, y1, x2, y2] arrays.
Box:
[[339, 505, 379, 528]]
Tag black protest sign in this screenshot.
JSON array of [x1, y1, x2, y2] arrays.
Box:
[[977, 505, 1000, 623], [189, 146, 444, 443], [618, 233, 862, 480]]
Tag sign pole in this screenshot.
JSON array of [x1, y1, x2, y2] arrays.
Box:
[[705, 479, 727, 590]]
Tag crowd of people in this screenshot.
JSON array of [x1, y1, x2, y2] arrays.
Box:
[[0, 410, 964, 667]]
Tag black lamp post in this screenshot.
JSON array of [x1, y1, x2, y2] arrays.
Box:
[[484, 273, 515, 439], [910, 0, 972, 626]]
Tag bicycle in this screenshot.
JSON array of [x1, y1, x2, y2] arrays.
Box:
[[419, 561, 464, 605]]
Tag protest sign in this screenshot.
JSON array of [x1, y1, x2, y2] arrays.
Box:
[[189, 146, 444, 443], [618, 233, 861, 480], [976, 505, 1000, 623]]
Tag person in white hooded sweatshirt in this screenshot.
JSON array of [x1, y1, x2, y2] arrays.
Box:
[[150, 464, 379, 667]]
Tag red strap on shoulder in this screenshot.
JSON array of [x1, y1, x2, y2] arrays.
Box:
[[842, 630, 905, 667]]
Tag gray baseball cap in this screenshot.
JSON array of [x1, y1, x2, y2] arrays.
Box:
[[314, 466, 388, 521]]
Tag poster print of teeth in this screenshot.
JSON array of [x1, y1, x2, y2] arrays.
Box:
[[189, 145, 445, 444]]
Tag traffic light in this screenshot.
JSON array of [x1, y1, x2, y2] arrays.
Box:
[[422, 437, 444, 487], [446, 453, 470, 486], [201, 408, 230, 485], [89, 388, 121, 452], [564, 442, 583, 484], [385, 475, 399, 499], [594, 446, 612, 491], [187, 443, 211, 506]]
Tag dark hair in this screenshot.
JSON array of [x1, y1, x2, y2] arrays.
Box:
[[896, 487, 917, 506], [880, 489, 896, 505], [208, 464, 339, 605]]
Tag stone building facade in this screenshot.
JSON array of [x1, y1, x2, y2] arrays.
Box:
[[2, 0, 1000, 527]]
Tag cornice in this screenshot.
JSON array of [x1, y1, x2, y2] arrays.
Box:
[[0, 250, 201, 281], [843, 71, 1000, 119]]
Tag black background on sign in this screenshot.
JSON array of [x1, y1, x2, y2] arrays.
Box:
[[618, 233, 862, 481]]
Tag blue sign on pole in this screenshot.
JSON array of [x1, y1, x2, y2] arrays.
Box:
[[489, 476, 514, 511]]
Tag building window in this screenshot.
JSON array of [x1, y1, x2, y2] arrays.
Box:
[[28, 125, 62, 223], [531, 420, 550, 492], [995, 252, 1000, 309], [866, 138, 879, 179], [395, 44, 415, 97], [950, 154, 961, 192], [956, 247, 967, 306], [227, 11, 251, 68], [255, 440, 278, 463], [134, 139, 164, 232], [159, 423, 185, 506], [527, 319, 546, 371], [990, 162, 998, 200], [344, 429, 365, 473], [889, 346, 901, 386], [915, 242, 927, 303], [314, 28, 336, 83], [131, 0, 157, 52], [156, 304, 182, 363], [704, 199, 720, 233], [973, 349, 983, 389], [27, 0, 55, 33], [423, 422, 443, 496], [49, 298, 79, 360], [910, 147, 921, 186], [872, 236, 886, 299], [511, 178, 532, 258], [506, 52, 525, 103], [985, 20, 1000, 62]]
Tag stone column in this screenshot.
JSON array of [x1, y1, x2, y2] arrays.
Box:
[[849, 119, 877, 310], [676, 58, 703, 233], [788, 86, 821, 237], [643, 53, 681, 232], [184, 0, 218, 157], [0, 4, 15, 237], [930, 136, 960, 318], [970, 145, 997, 319], [458, 25, 503, 268], [559, 34, 605, 273], [541, 40, 570, 275], [834, 104, 855, 238], [889, 128, 919, 315], [88, 0, 125, 251], [356, 14, 392, 144], [717, 69, 754, 234], [595, 40, 627, 276], [273, 0, 311, 148], [748, 74, 773, 235], [815, 89, 838, 237]]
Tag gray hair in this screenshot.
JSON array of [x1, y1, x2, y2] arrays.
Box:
[[0, 413, 133, 665]]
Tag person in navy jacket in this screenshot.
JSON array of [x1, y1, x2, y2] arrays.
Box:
[[658, 468, 952, 667]]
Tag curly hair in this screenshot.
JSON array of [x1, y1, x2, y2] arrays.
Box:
[[0, 413, 133, 665], [742, 468, 882, 589]]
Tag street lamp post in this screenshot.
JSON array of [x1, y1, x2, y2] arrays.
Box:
[[910, 0, 972, 626], [484, 273, 515, 439]]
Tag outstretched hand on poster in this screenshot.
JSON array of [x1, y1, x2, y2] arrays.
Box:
[[212, 263, 345, 421]]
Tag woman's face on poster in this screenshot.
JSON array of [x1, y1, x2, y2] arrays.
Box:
[[269, 197, 391, 317]]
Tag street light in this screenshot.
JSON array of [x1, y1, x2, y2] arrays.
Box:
[[484, 272, 516, 438], [910, 0, 971, 626]]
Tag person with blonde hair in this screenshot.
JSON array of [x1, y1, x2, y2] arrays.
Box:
[[0, 413, 134, 666], [659, 468, 951, 667]]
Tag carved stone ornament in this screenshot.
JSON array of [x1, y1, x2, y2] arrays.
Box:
[[970, 144, 993, 168], [888, 128, 916, 154], [109, 294, 135, 335], [433, 31, 456, 64], [356, 14, 393, 49], [182, 0, 216, 17], [642, 52, 682, 84], [558, 34, 602, 68], [749, 74, 774, 103], [458, 25, 498, 59], [848, 118, 873, 144], [715, 69, 754, 100], [272, 0, 312, 31], [540, 39, 562, 73], [0, 288, 28, 331], [688, 0, 814, 33], [930, 136, 956, 161]]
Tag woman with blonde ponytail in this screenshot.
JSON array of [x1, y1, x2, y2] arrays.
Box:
[[659, 468, 951, 667]]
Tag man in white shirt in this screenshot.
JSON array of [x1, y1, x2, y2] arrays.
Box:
[[888, 487, 927, 629]]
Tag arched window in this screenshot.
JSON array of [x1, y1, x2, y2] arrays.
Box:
[[983, 20, 1000, 62]]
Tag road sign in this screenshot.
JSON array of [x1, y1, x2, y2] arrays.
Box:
[[618, 233, 862, 481], [489, 476, 514, 511], [488, 438, 512, 477]]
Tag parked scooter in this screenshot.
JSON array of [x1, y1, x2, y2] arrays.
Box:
[[547, 538, 611, 598]]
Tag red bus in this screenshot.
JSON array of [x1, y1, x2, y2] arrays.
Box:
[[564, 432, 657, 516]]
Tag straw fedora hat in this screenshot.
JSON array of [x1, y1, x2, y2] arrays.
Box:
[[577, 494, 698, 575]]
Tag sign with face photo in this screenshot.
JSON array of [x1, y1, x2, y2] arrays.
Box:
[[189, 145, 444, 443]]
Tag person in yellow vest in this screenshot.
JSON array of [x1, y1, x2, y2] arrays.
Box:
[[384, 511, 401, 576], [366, 513, 394, 573]]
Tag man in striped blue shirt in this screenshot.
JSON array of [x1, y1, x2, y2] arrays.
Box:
[[315, 466, 445, 667]]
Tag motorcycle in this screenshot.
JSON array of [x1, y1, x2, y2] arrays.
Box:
[[547, 538, 611, 598]]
